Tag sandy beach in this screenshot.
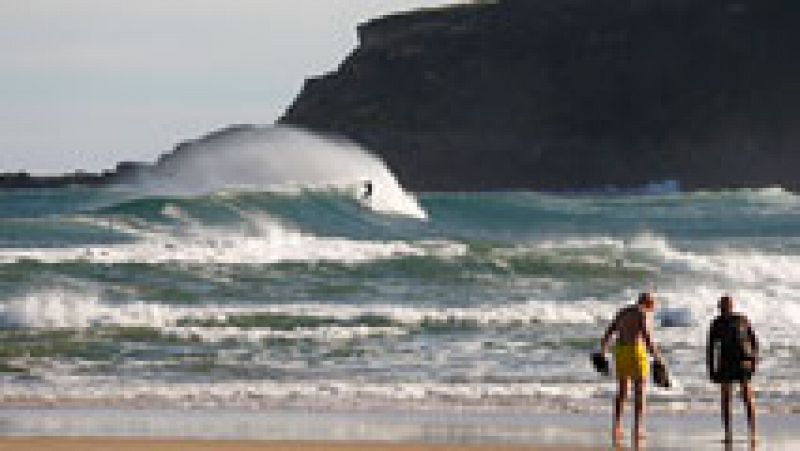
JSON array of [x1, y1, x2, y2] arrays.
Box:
[[0, 438, 599, 451], [0, 407, 798, 450]]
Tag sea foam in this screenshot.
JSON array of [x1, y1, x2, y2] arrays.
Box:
[[0, 207, 464, 265]]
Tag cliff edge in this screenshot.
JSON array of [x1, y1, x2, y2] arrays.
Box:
[[280, 0, 800, 191]]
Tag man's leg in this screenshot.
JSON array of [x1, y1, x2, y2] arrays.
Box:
[[721, 383, 732, 443], [614, 377, 629, 445], [740, 381, 756, 443], [633, 378, 645, 441]]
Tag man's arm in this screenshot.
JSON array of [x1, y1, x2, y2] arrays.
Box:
[[707, 321, 716, 377], [599, 314, 618, 354], [747, 318, 759, 365]]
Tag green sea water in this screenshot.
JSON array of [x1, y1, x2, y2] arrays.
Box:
[[1, 184, 799, 412]]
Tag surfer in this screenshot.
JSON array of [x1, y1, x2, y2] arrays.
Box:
[[362, 180, 373, 200], [599, 292, 664, 448], [707, 295, 758, 445]]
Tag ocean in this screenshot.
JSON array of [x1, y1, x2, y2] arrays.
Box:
[[0, 127, 798, 415]]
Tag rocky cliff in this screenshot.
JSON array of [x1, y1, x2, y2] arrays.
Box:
[[280, 0, 800, 191]]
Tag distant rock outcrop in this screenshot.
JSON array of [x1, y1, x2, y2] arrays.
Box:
[[0, 162, 149, 189], [0, 125, 256, 189], [280, 0, 800, 191]]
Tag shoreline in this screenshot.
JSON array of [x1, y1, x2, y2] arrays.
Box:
[[0, 438, 595, 451], [0, 406, 797, 450], [1, 393, 798, 416]]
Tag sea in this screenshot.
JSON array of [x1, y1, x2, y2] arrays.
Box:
[[0, 127, 798, 416]]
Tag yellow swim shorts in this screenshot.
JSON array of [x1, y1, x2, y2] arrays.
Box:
[[613, 343, 649, 380]]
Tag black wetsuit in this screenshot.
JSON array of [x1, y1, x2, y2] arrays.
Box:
[[707, 313, 758, 383]]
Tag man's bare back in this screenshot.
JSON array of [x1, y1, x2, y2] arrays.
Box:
[[613, 305, 648, 346], [601, 302, 658, 358], [598, 292, 662, 448]]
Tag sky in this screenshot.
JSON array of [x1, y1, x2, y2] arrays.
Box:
[[0, 0, 460, 174]]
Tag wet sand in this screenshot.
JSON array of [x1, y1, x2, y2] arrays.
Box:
[[0, 407, 797, 450], [0, 438, 598, 451]]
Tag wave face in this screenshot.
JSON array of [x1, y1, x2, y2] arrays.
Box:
[[136, 126, 427, 219], [1, 180, 800, 412]]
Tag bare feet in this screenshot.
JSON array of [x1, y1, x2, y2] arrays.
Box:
[[633, 428, 647, 450], [723, 432, 733, 444], [612, 426, 622, 447]]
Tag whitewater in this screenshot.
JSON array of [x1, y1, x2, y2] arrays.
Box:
[[0, 127, 799, 414]]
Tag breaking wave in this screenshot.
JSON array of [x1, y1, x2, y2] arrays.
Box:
[[132, 125, 427, 219]]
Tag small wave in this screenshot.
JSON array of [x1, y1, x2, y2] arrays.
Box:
[[0, 209, 465, 265], [691, 185, 797, 199], [558, 179, 682, 195], [0, 289, 611, 335], [0, 378, 603, 411], [661, 186, 800, 214], [524, 232, 800, 285], [0, 289, 173, 329], [162, 325, 407, 343]]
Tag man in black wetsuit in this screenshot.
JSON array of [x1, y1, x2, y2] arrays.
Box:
[[707, 295, 759, 445], [363, 180, 373, 200]]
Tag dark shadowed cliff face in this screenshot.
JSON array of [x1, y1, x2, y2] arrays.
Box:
[[280, 0, 800, 191]]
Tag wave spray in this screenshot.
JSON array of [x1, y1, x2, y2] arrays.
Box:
[[136, 125, 427, 219]]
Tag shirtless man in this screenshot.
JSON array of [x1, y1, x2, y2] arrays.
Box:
[[599, 292, 663, 447]]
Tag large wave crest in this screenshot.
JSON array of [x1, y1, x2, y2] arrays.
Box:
[[131, 125, 427, 219]]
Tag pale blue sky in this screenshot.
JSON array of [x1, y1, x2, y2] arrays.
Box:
[[0, 1, 459, 174]]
